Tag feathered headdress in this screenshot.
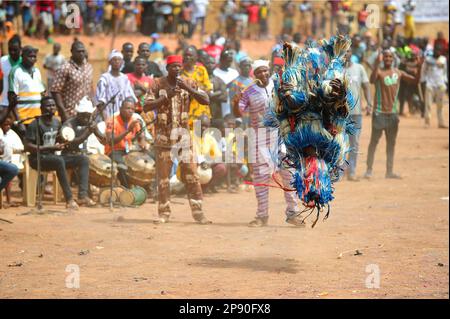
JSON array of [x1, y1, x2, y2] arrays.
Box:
[[265, 35, 356, 227]]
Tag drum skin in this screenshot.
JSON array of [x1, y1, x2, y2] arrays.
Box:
[[123, 152, 155, 187], [119, 186, 147, 206], [89, 154, 118, 187], [197, 166, 212, 185], [99, 186, 125, 205], [61, 126, 75, 142], [176, 164, 212, 185]]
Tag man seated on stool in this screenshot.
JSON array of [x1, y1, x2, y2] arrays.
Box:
[[61, 96, 106, 155], [104, 97, 148, 188], [24, 96, 95, 210], [0, 115, 24, 206], [0, 138, 19, 206], [61, 97, 106, 199], [0, 108, 19, 205]]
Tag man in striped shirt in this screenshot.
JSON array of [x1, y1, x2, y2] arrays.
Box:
[[8, 45, 45, 137], [237, 60, 303, 227]]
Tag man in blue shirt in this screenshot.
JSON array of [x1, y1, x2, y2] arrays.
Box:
[[149, 33, 164, 54]]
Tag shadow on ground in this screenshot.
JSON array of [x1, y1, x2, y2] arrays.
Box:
[[188, 257, 300, 274]]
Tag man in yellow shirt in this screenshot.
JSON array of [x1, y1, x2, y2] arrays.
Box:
[[181, 46, 213, 127], [193, 115, 226, 193], [172, 0, 184, 33], [403, 0, 416, 40]]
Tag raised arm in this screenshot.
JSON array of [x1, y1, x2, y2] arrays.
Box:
[[370, 52, 382, 84], [105, 119, 140, 145], [177, 78, 210, 105], [143, 81, 183, 112]]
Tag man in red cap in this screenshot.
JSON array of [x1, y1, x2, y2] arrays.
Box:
[[144, 55, 211, 224], [271, 57, 284, 78]]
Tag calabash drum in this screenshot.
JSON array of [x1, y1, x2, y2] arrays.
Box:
[[119, 186, 148, 206], [170, 174, 185, 194], [98, 186, 126, 205], [176, 164, 212, 185], [89, 154, 118, 187], [197, 166, 212, 185], [61, 126, 75, 142], [123, 151, 155, 187]]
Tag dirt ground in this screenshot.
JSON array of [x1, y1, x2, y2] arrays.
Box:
[[0, 101, 448, 299], [0, 31, 449, 299]]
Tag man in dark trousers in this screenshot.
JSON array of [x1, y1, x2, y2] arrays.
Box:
[[25, 96, 95, 209], [364, 49, 422, 180]]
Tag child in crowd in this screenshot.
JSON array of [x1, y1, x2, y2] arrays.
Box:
[[0, 116, 23, 206]]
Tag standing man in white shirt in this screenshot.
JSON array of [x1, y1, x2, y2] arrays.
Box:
[[43, 43, 65, 90], [95, 50, 137, 121], [236, 60, 303, 227], [192, 0, 209, 38], [344, 49, 372, 181], [8, 45, 46, 137], [421, 44, 448, 129], [213, 50, 239, 119], [0, 35, 22, 109]]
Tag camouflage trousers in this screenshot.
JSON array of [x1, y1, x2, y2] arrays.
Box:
[[156, 147, 203, 216]]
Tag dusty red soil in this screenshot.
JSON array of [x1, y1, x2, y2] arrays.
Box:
[[0, 32, 448, 299], [0, 103, 448, 298]]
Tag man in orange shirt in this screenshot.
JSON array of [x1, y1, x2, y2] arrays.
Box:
[[105, 97, 148, 188]]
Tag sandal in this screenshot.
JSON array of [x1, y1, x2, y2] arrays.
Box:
[[66, 199, 79, 210], [77, 197, 96, 207]]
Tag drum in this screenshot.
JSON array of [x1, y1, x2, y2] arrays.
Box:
[[99, 186, 125, 205], [123, 151, 155, 187], [89, 154, 118, 187], [176, 164, 212, 185], [197, 166, 212, 185], [239, 164, 249, 177], [170, 175, 185, 194], [119, 186, 148, 207], [61, 126, 75, 142]]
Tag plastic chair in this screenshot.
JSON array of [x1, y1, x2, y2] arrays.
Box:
[[23, 154, 60, 207]]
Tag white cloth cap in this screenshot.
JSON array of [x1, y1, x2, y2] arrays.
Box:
[[215, 37, 226, 47], [75, 96, 95, 113], [252, 59, 270, 71], [108, 49, 123, 62], [437, 55, 447, 66]]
